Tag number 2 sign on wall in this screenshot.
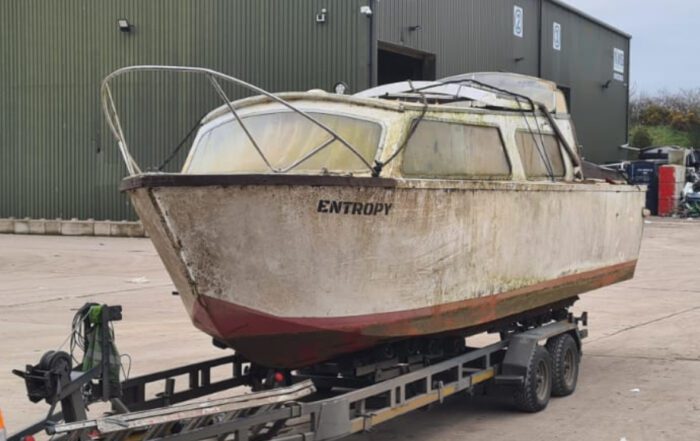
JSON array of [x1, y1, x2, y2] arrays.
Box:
[[514, 6, 524, 38]]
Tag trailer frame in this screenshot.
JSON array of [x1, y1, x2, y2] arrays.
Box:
[[8, 306, 586, 441]]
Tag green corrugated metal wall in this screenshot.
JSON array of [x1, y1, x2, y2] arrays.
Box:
[[375, 0, 631, 164], [0, 0, 370, 221], [376, 0, 541, 77], [1, 0, 629, 221], [540, 1, 630, 163]]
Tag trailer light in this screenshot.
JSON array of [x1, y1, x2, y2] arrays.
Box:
[[273, 372, 285, 383], [23, 436, 34, 441]]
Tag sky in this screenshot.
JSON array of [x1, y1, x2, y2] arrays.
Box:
[[564, 0, 700, 94]]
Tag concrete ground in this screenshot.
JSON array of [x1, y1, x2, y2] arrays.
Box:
[[1, 218, 699, 440]]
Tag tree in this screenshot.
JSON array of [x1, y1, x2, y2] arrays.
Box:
[[631, 126, 653, 148], [690, 121, 700, 149], [639, 104, 671, 127]]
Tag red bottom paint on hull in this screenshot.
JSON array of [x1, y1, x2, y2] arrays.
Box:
[[191, 261, 637, 368]]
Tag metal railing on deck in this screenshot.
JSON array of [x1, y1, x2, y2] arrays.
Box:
[[100, 65, 374, 176]]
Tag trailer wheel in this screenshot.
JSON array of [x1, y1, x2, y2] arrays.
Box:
[[513, 345, 552, 413], [546, 333, 579, 397]]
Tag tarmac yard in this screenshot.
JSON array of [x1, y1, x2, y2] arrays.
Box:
[[1, 218, 699, 440]]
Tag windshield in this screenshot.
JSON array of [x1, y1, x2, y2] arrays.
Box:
[[183, 111, 382, 174]]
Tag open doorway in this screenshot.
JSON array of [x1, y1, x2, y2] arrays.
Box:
[[558, 85, 572, 111], [377, 41, 436, 85]]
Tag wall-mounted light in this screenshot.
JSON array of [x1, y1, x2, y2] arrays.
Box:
[[117, 18, 132, 33], [408, 25, 422, 32], [514, 56, 525, 62], [316, 8, 328, 24], [602, 79, 612, 89], [360, 6, 373, 16]]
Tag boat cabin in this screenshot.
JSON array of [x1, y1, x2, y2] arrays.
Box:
[[182, 73, 581, 183]]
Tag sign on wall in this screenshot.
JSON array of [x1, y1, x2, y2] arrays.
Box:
[[613, 48, 625, 73], [513, 6, 524, 38], [553, 22, 562, 51], [613, 48, 625, 82]]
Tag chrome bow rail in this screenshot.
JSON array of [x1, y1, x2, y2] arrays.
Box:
[[101, 65, 374, 176]]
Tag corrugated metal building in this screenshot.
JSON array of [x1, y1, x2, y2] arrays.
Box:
[[0, 0, 630, 221]]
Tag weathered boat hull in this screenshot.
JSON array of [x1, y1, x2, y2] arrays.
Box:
[[123, 174, 645, 368]]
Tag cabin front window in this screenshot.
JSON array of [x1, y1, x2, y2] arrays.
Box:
[[401, 121, 511, 179], [184, 112, 382, 174], [515, 131, 566, 179]]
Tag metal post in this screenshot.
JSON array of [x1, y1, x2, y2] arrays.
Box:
[[101, 307, 110, 400]]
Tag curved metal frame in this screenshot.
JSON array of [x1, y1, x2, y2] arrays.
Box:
[[358, 78, 583, 178], [100, 65, 375, 176]]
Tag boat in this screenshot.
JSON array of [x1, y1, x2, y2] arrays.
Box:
[[102, 66, 646, 369]]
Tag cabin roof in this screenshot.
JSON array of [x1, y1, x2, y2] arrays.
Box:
[[202, 73, 562, 125]]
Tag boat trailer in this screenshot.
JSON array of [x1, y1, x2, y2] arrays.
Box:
[[8, 303, 588, 441]]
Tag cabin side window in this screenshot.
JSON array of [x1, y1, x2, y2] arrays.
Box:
[[401, 121, 511, 179], [515, 131, 566, 179]]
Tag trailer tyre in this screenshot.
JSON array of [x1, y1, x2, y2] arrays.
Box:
[[546, 333, 579, 397], [513, 345, 552, 413]]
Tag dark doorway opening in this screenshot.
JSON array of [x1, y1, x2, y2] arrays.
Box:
[[377, 41, 436, 85], [558, 85, 572, 111]]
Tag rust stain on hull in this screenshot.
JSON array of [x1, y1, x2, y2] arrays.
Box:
[[192, 260, 636, 368]]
